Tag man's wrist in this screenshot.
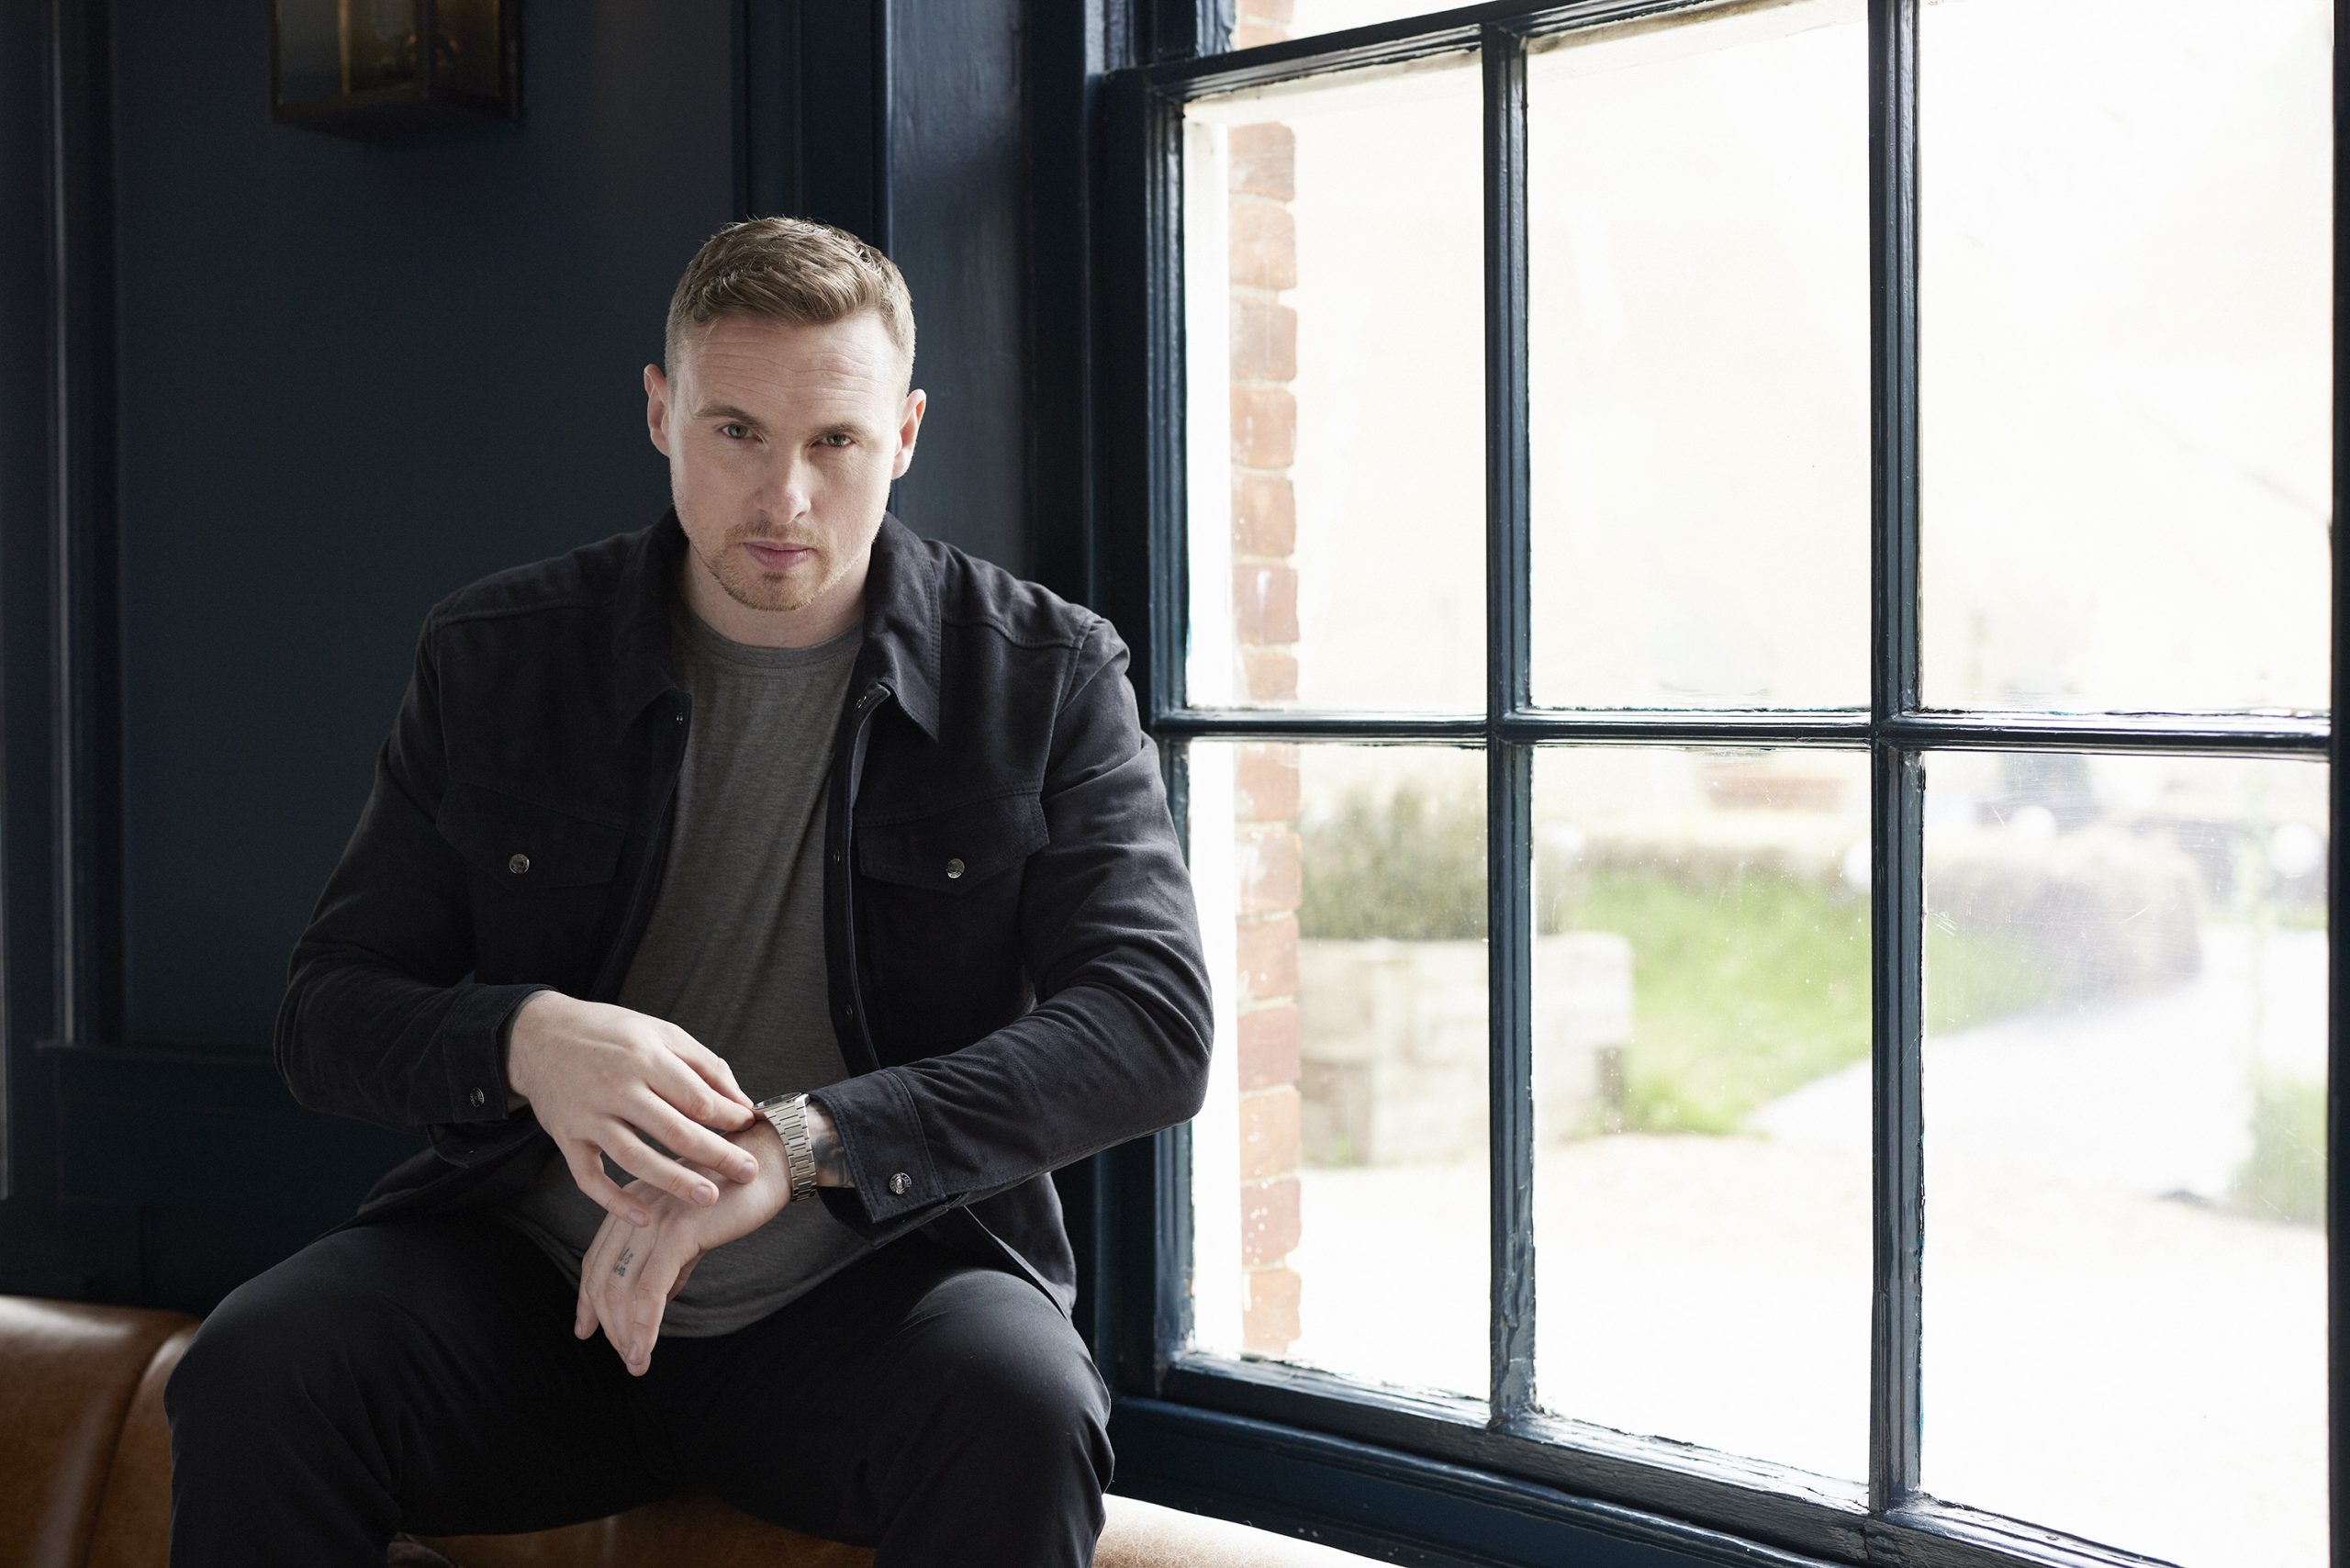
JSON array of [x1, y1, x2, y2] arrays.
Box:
[[502, 988, 559, 1108], [804, 1099, 854, 1188]]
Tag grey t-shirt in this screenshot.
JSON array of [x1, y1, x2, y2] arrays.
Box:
[[488, 595, 874, 1336]]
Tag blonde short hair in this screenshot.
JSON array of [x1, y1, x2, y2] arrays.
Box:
[[663, 216, 916, 385]]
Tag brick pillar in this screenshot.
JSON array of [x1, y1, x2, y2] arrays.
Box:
[[1235, 745, 1303, 1351], [1232, 0, 1293, 49], [1228, 0, 1304, 1357]]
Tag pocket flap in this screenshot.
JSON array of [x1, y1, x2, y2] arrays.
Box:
[[856, 792, 1049, 890], [435, 782, 627, 890]]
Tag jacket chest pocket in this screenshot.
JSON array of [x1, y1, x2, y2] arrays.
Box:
[[853, 790, 1049, 1047], [435, 781, 630, 990], [856, 790, 1049, 891]]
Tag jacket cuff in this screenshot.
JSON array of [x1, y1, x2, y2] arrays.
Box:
[[425, 983, 554, 1167], [443, 981, 552, 1121], [805, 1073, 952, 1239]]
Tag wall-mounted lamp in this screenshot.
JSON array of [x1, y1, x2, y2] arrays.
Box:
[[270, 0, 521, 138]]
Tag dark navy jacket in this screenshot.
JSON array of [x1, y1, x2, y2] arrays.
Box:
[[274, 504, 1214, 1317]]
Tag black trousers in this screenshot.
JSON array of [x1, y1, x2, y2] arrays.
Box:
[[161, 1207, 1113, 1567]]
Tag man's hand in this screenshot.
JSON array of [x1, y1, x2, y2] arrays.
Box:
[[508, 991, 764, 1226], [573, 1118, 794, 1373]]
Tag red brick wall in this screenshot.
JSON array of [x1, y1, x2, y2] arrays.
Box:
[[1227, 0, 1304, 1357]]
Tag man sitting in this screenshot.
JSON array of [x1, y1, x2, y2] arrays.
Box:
[[162, 216, 1213, 1568]]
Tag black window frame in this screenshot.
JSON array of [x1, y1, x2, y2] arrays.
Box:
[[1085, 3, 2350, 1566]]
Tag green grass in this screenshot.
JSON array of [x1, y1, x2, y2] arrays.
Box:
[[1561, 868, 2053, 1135], [2232, 1072, 2325, 1227], [1923, 920, 2057, 1037], [2273, 899, 2330, 932], [1568, 869, 1869, 1133]]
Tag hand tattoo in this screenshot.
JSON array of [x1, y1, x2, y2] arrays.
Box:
[[613, 1245, 633, 1279]]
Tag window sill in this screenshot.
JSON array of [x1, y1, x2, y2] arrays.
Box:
[[1144, 1355, 2181, 1568]]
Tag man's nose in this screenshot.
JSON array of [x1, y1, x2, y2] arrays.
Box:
[[764, 453, 815, 519]]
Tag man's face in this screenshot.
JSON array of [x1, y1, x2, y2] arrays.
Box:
[[643, 309, 923, 632]]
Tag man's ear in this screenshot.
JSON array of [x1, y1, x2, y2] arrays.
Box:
[[644, 364, 673, 458], [890, 387, 927, 480]]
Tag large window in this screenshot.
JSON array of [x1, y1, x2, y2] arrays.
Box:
[[1122, 2, 2335, 1566]]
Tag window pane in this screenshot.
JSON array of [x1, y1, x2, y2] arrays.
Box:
[[1919, 0, 2331, 714], [1254, 1, 1458, 49], [1183, 54, 1486, 712], [1528, 0, 1870, 711], [1187, 741, 1489, 1399], [1921, 751, 2328, 1566], [1533, 747, 1872, 1477]]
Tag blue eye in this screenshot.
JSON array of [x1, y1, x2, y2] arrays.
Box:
[[820, 432, 853, 448], [719, 423, 750, 440]]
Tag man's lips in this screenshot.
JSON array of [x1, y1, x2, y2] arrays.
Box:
[[742, 540, 814, 570]]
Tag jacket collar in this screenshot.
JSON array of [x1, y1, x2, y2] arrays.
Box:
[[611, 505, 943, 743]]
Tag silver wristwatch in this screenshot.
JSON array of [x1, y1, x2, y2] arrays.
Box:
[[752, 1092, 820, 1204]]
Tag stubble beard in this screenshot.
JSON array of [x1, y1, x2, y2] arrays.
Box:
[[701, 534, 832, 615]]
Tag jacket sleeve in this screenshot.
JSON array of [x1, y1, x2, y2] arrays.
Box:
[[274, 602, 553, 1169], [806, 612, 1214, 1246]]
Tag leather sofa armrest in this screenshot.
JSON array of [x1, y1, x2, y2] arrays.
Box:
[[0, 1295, 201, 1568], [85, 1317, 201, 1568]]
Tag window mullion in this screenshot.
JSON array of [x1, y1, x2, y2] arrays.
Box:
[[1867, 0, 1924, 1518], [1134, 59, 1192, 1396], [1483, 19, 1536, 1426], [2330, 0, 2349, 1554], [2331, 3, 2349, 1565]]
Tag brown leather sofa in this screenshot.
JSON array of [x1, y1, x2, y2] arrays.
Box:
[[2, 1294, 1371, 1567]]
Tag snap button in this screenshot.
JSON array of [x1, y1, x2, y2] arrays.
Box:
[[890, 1172, 912, 1195], [468, 1087, 486, 1107], [945, 857, 965, 879], [508, 853, 530, 875]]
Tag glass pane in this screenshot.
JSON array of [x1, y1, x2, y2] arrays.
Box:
[[1919, 0, 2331, 714], [1529, 1, 1870, 711], [1188, 742, 1489, 1399], [1922, 751, 2329, 1566], [1183, 54, 1485, 712], [1260, 1, 1457, 49], [1533, 747, 1872, 1477]]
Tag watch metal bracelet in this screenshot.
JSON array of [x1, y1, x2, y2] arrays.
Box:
[[755, 1092, 820, 1204]]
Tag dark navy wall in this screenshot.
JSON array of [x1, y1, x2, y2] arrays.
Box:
[[110, 0, 736, 1052], [885, 1, 1031, 577]]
